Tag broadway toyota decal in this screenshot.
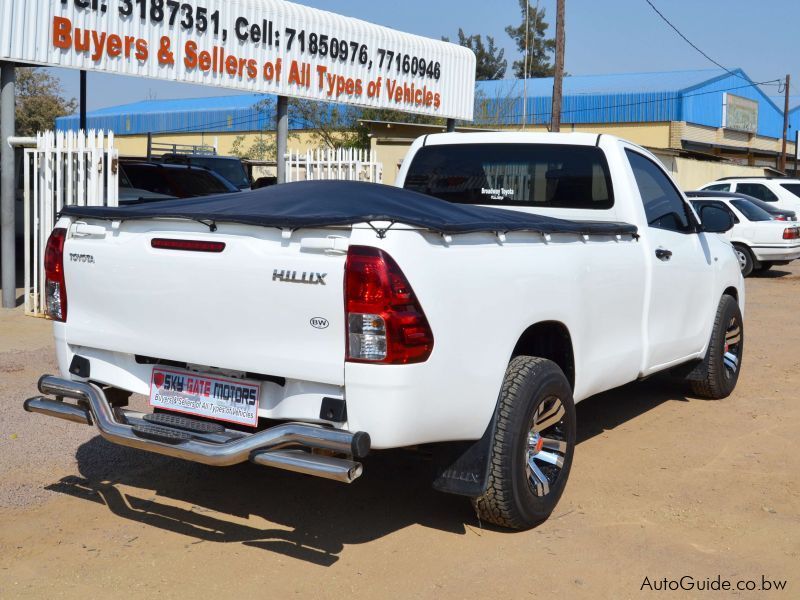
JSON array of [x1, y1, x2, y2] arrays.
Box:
[[149, 368, 261, 427]]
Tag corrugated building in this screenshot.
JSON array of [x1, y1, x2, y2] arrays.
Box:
[[57, 68, 798, 186], [56, 94, 353, 157]]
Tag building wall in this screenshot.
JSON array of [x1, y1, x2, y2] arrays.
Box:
[[372, 122, 672, 186], [113, 130, 322, 158], [674, 122, 796, 169], [370, 140, 414, 186], [650, 151, 768, 190], [115, 121, 782, 191], [367, 122, 774, 190]]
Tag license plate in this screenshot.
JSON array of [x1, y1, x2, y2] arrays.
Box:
[[149, 368, 261, 428]]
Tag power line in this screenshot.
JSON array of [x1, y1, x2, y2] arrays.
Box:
[[643, 0, 765, 87]]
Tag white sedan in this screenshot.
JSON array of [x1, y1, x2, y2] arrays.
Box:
[[691, 196, 800, 276]]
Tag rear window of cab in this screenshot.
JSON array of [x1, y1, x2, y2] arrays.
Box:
[[403, 143, 614, 209]]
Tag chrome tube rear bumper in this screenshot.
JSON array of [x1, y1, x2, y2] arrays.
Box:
[[24, 375, 369, 483]]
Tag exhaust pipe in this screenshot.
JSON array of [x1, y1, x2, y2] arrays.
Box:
[[24, 396, 92, 425], [252, 450, 363, 483], [24, 375, 369, 483]]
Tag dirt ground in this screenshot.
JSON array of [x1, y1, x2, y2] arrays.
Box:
[[1, 266, 798, 599]]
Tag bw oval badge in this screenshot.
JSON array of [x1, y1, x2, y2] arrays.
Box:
[[310, 317, 329, 330]]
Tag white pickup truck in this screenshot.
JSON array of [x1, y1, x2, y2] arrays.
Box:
[[25, 133, 745, 530]]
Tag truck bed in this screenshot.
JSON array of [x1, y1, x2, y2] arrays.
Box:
[[60, 180, 639, 238]]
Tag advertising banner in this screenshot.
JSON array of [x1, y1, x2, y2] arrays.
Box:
[[0, 0, 476, 120], [723, 93, 758, 134]]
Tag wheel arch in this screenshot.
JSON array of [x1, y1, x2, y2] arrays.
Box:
[[511, 321, 575, 390], [431, 322, 576, 499]]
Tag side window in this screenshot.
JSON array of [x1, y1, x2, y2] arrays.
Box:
[[693, 200, 738, 226], [736, 183, 778, 202], [705, 183, 731, 192], [626, 150, 691, 233], [124, 166, 173, 196]]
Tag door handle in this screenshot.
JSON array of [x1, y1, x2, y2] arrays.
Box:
[[655, 248, 673, 261]]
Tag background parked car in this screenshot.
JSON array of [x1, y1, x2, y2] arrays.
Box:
[[690, 196, 800, 276], [686, 190, 797, 221], [159, 153, 252, 191], [699, 177, 800, 214], [119, 161, 239, 199]]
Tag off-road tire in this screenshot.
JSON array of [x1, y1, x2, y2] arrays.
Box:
[[690, 294, 743, 399], [472, 357, 575, 530]]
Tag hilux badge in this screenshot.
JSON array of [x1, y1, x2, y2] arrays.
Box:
[[273, 269, 327, 285]]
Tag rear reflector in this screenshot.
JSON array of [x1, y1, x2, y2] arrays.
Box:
[[345, 246, 434, 364], [151, 239, 226, 252], [782, 228, 800, 240]]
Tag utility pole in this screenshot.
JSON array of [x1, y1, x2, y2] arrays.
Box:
[[1, 62, 16, 308], [276, 96, 288, 184], [780, 74, 790, 173], [79, 71, 87, 131], [550, 0, 565, 132]]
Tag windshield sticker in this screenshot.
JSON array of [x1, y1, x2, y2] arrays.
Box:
[[481, 187, 515, 201]]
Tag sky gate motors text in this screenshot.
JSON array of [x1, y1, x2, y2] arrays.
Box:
[[160, 373, 257, 406]]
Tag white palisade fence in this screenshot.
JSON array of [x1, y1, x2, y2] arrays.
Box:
[[25, 130, 119, 317], [286, 148, 383, 184]]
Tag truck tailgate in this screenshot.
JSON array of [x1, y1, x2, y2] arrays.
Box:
[[62, 221, 349, 386]]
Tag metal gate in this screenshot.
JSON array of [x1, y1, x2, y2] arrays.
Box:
[[285, 148, 383, 183], [24, 130, 118, 316]]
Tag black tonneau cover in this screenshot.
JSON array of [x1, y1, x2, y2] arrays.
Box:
[[60, 180, 638, 237]]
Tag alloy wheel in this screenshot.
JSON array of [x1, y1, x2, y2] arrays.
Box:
[[525, 396, 569, 497], [723, 316, 742, 379]]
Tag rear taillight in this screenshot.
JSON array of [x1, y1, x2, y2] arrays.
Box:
[[775, 215, 787, 221], [345, 246, 434, 364], [783, 228, 800, 240], [44, 228, 68, 322]]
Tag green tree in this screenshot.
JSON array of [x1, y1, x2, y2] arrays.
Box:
[[352, 107, 444, 150], [15, 68, 77, 136], [506, 0, 556, 78], [229, 133, 277, 161], [443, 29, 507, 81], [290, 98, 362, 149], [235, 97, 445, 156]]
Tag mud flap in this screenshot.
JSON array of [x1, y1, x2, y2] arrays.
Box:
[[431, 412, 497, 497]]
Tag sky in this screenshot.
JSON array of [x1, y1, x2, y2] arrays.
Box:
[[51, 0, 800, 112]]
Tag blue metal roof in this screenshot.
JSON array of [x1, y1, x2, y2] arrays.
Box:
[[477, 68, 728, 97], [56, 68, 792, 140], [474, 68, 789, 138], [789, 105, 800, 142], [55, 93, 349, 134]]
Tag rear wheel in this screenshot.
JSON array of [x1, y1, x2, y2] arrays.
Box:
[[690, 295, 743, 399], [472, 357, 575, 530], [733, 243, 754, 277]]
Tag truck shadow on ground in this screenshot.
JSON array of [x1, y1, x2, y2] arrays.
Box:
[[47, 376, 690, 566], [751, 268, 794, 279]]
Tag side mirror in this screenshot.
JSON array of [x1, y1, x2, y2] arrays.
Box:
[[699, 205, 735, 233]]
